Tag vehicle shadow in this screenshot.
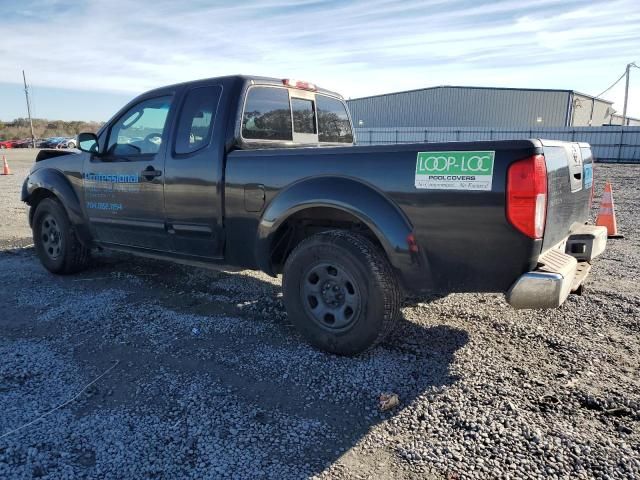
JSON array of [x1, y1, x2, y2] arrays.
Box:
[[67, 251, 469, 477]]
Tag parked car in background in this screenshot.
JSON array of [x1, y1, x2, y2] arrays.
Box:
[[39, 137, 66, 148], [37, 138, 56, 148], [14, 138, 37, 148], [56, 138, 77, 149], [42, 137, 78, 149], [0, 139, 20, 149]]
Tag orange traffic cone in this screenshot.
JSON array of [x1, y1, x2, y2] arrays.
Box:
[[596, 182, 623, 239], [1, 156, 10, 175]]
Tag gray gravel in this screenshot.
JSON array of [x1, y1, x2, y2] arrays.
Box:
[[0, 150, 33, 249], [0, 150, 638, 479]]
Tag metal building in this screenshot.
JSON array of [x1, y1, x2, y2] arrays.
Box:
[[609, 114, 640, 126], [347, 86, 615, 128]]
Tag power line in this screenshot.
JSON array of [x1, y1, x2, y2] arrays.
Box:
[[589, 62, 638, 126], [593, 70, 627, 100]]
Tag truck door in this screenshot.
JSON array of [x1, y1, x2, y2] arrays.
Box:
[[163, 84, 224, 259], [83, 95, 173, 251]]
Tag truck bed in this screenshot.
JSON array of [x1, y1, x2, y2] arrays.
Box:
[[225, 139, 592, 293]]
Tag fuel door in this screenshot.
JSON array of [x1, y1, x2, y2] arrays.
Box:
[[244, 184, 266, 212]]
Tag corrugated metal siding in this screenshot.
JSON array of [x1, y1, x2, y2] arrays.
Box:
[[347, 87, 570, 128], [354, 126, 640, 163]]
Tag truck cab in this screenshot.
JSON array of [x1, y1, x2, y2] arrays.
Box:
[[73, 76, 354, 261]]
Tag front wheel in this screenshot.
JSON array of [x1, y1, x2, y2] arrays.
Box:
[[283, 230, 401, 355], [33, 198, 91, 274]]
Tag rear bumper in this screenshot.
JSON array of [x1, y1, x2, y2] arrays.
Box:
[[506, 225, 607, 309]]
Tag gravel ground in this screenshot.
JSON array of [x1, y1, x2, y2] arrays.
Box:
[[0, 150, 638, 479], [0, 150, 33, 249]]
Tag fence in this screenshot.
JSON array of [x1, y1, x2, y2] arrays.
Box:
[[354, 126, 640, 163]]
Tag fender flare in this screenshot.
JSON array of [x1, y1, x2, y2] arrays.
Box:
[[255, 176, 421, 277], [23, 168, 93, 246]]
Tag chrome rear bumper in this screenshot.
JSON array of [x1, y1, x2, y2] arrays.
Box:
[[506, 225, 607, 309]]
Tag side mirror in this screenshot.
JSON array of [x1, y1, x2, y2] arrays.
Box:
[[78, 132, 99, 154]]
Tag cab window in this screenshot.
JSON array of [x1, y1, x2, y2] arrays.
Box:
[[291, 97, 316, 134], [107, 96, 172, 157], [175, 86, 222, 155], [242, 87, 292, 141], [317, 95, 353, 143]]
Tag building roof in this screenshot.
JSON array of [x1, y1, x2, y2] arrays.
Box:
[[349, 85, 614, 104]]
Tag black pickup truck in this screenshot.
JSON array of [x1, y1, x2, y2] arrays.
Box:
[[22, 75, 607, 355]]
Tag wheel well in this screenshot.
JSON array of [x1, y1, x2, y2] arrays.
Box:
[[269, 207, 385, 274], [27, 188, 57, 226]]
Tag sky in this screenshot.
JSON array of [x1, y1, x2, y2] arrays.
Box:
[[0, 0, 639, 122]]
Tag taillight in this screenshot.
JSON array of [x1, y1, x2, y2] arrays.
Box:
[[506, 155, 547, 239]]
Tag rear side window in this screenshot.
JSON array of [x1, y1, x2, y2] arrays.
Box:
[[242, 87, 292, 141], [317, 95, 353, 143], [175, 85, 222, 155]]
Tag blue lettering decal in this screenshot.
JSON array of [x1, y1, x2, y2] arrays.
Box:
[[86, 201, 124, 211], [83, 172, 139, 183]]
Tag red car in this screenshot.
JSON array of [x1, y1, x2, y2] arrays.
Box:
[[0, 139, 19, 149]]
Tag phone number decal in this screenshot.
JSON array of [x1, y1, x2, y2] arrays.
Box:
[[86, 202, 123, 211]]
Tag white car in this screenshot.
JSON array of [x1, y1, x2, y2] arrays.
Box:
[[55, 138, 78, 149]]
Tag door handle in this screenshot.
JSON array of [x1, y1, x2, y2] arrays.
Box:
[[142, 165, 162, 181]]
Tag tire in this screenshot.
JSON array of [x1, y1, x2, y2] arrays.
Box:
[[33, 198, 91, 274], [283, 230, 401, 355], [68, 142, 76, 149]]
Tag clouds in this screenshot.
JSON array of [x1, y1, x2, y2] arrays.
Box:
[[1, 0, 639, 118]]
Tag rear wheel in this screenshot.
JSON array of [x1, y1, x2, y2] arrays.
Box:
[[33, 198, 91, 274], [283, 230, 401, 355]]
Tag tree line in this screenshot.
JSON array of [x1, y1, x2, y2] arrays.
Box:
[[0, 118, 104, 140]]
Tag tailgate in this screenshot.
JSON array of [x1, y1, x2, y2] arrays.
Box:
[[541, 140, 593, 252]]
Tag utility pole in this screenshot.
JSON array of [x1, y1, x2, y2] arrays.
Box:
[[22, 70, 36, 147], [622, 63, 631, 126]]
